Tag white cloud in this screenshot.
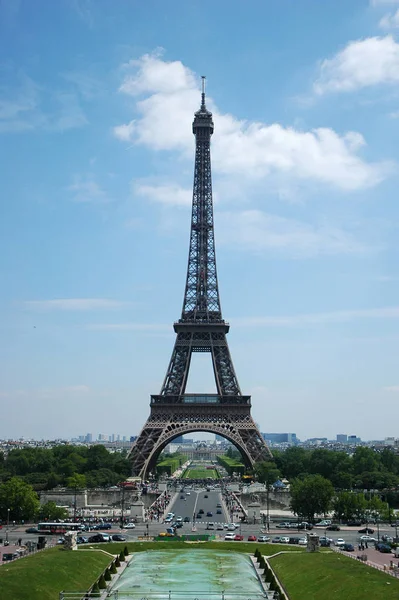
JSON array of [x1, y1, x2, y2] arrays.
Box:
[[24, 299, 128, 311], [314, 35, 399, 95], [134, 183, 192, 207], [217, 209, 366, 258], [114, 53, 388, 191], [371, 0, 399, 5], [380, 8, 399, 28], [68, 174, 109, 203], [382, 385, 399, 392], [233, 306, 399, 328]]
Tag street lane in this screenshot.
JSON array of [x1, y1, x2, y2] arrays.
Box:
[[169, 488, 228, 526]]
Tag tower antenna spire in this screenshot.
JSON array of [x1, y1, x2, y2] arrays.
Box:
[[201, 75, 206, 108]]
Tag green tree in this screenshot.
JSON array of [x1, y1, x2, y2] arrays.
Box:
[[67, 473, 87, 490], [290, 474, 334, 523], [254, 462, 280, 487], [0, 477, 40, 521], [352, 447, 379, 475], [333, 491, 367, 522], [38, 501, 68, 521], [275, 447, 310, 480]]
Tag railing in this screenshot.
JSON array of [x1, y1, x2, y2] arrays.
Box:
[[60, 592, 270, 600]]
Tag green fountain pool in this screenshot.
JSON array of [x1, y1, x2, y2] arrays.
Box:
[[109, 549, 266, 600]]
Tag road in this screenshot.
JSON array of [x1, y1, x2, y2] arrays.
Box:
[[169, 487, 228, 526]]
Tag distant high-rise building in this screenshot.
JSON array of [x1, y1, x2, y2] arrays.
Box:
[[130, 435, 137, 443], [348, 435, 361, 444], [85, 433, 92, 443], [262, 433, 297, 444], [122, 436, 127, 442], [336, 434, 347, 443], [98, 433, 107, 441]]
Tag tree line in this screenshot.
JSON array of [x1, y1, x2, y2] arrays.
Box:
[[0, 444, 131, 491]]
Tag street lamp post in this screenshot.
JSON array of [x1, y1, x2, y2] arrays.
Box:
[[120, 485, 125, 529], [6, 508, 10, 543]]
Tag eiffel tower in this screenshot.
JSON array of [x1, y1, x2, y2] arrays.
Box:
[[129, 78, 272, 478]]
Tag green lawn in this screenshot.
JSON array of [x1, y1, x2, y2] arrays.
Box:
[[270, 551, 399, 600], [183, 467, 219, 479], [0, 547, 112, 600]]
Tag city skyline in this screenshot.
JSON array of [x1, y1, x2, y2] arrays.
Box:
[[1, 1, 399, 441]]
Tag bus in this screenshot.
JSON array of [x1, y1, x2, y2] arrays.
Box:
[[37, 522, 84, 534]]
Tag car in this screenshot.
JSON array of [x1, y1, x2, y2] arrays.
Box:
[[376, 543, 392, 553], [298, 537, 307, 545], [381, 535, 394, 543], [180, 495, 185, 499], [204, 495, 208, 498], [358, 527, 374, 534], [186, 492, 190, 496], [346, 519, 362, 526], [77, 536, 88, 544], [207, 522, 215, 530], [112, 534, 126, 542], [288, 537, 300, 545], [183, 517, 190, 523], [167, 513, 174, 518], [216, 503, 222, 508], [25, 527, 39, 534], [97, 523, 112, 530], [359, 535, 376, 543], [320, 539, 331, 547], [247, 535, 257, 542], [257, 535, 270, 542], [206, 511, 213, 517], [227, 523, 236, 531], [165, 517, 173, 523], [176, 516, 183, 522], [123, 522, 136, 529], [326, 525, 340, 531], [280, 536, 290, 544], [88, 534, 107, 543], [315, 520, 331, 527], [199, 509, 204, 514], [319, 536, 333, 544], [217, 524, 224, 530], [335, 538, 345, 547], [342, 543, 355, 552], [196, 513, 202, 519], [174, 522, 183, 529], [234, 534, 244, 541], [276, 522, 290, 529], [216, 509, 222, 514], [57, 538, 65, 545], [224, 533, 235, 540]]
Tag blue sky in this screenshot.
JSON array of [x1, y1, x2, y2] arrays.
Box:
[[1, 0, 399, 442]]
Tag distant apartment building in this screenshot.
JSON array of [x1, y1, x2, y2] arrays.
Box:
[[262, 433, 298, 444], [336, 434, 348, 443], [348, 435, 361, 444]]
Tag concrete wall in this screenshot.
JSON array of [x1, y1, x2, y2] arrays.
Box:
[[39, 489, 159, 510]]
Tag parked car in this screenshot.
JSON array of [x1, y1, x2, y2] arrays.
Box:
[[257, 535, 270, 542], [326, 525, 340, 531], [88, 534, 107, 543], [77, 536, 88, 544], [97, 523, 112, 530], [224, 533, 235, 540], [315, 520, 331, 527], [280, 536, 290, 543], [276, 522, 290, 529], [234, 534, 244, 541], [247, 535, 257, 542], [376, 543, 392, 553], [343, 543, 355, 552], [112, 534, 126, 542], [358, 527, 374, 534], [272, 536, 283, 543], [320, 539, 331, 547], [289, 537, 300, 545], [335, 538, 345, 547], [298, 537, 307, 546], [217, 524, 224, 530]]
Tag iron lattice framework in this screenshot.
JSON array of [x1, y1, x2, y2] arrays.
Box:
[[129, 79, 272, 477]]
